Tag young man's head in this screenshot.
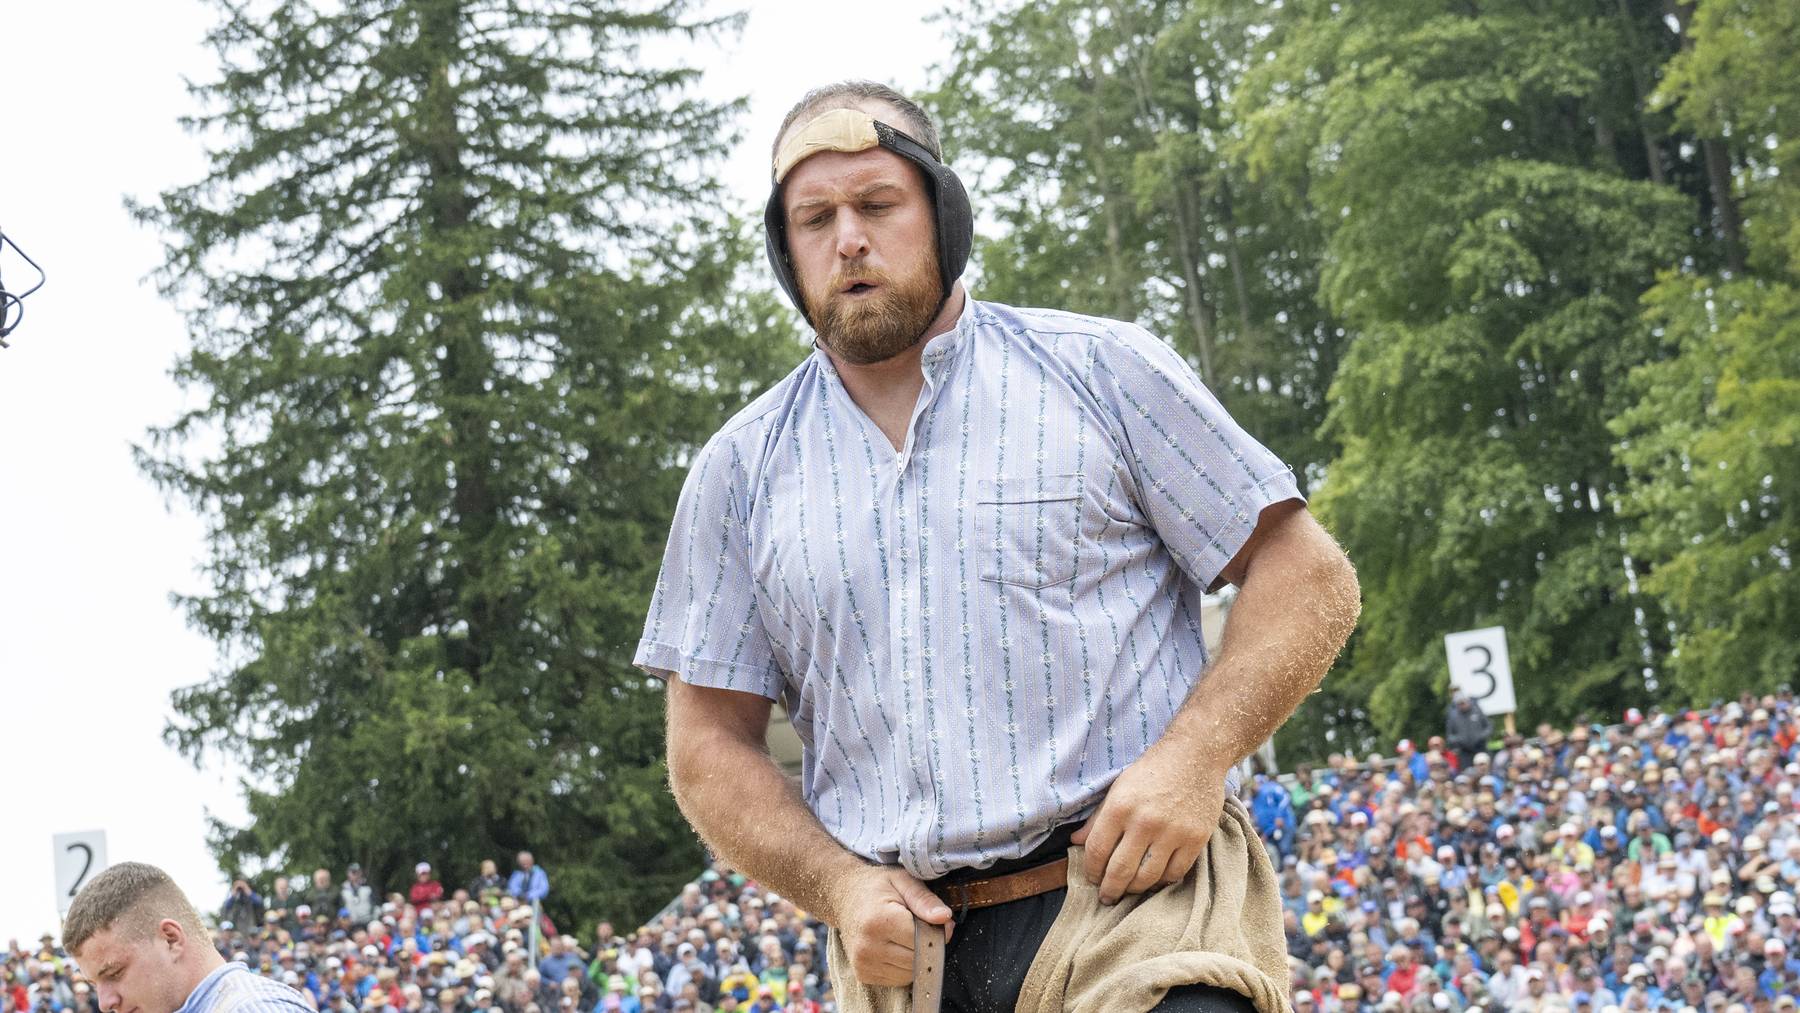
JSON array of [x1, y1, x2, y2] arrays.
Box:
[[765, 81, 968, 363], [65, 863, 222, 1013]]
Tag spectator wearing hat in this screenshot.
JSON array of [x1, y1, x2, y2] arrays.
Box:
[[1594, 823, 1627, 865], [1703, 892, 1744, 949], [1737, 834, 1778, 887], [1514, 966, 1549, 1010], [555, 976, 592, 1013], [1549, 823, 1596, 872], [1770, 891, 1799, 943], [1619, 962, 1662, 1006], [1394, 740, 1429, 785], [1759, 937, 1800, 996], [1383, 944, 1421, 1000], [662, 945, 714, 1007], [635, 978, 671, 1013], [411, 864, 445, 909], [341, 865, 377, 925]]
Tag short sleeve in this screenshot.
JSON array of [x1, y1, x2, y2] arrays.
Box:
[[1085, 324, 1303, 589], [634, 434, 785, 699]]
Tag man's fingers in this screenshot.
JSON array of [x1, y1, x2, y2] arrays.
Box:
[[1079, 811, 1122, 884], [891, 870, 956, 943], [1159, 843, 1203, 888], [1099, 831, 1150, 905], [892, 872, 954, 925], [1126, 841, 1166, 896], [853, 936, 917, 987]]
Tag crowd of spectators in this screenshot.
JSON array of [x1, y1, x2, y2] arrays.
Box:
[[11, 694, 1800, 1013], [1258, 692, 1800, 1013], [8, 849, 835, 1013]]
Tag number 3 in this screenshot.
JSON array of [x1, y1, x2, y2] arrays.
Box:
[[1462, 644, 1497, 699]]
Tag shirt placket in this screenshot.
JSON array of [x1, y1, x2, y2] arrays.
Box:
[[887, 346, 954, 875]]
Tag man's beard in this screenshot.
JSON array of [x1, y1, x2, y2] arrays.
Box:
[[803, 249, 943, 366]]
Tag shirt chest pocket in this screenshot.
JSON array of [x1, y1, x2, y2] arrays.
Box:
[[975, 474, 1083, 588]]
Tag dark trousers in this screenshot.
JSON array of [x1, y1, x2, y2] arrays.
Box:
[[939, 886, 1258, 1012]]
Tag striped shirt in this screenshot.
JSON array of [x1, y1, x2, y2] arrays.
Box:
[[178, 963, 314, 1013], [636, 297, 1302, 879]]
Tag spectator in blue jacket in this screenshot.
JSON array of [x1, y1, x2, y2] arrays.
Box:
[[509, 851, 551, 903], [1253, 774, 1297, 860]]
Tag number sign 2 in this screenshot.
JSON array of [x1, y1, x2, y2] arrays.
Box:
[[54, 830, 109, 913]]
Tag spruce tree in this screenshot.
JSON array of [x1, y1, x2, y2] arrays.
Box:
[[1236, 0, 1699, 741], [1613, 0, 1800, 701], [134, 0, 797, 924]]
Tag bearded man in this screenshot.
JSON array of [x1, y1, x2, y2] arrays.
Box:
[[639, 81, 1360, 1013]]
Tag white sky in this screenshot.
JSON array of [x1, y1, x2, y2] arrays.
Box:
[[0, 0, 952, 944]]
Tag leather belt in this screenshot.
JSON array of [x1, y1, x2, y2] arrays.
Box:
[[909, 857, 1068, 1011], [911, 918, 944, 1013], [930, 856, 1070, 913]]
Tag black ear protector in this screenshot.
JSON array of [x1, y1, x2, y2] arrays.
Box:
[[763, 116, 972, 329]]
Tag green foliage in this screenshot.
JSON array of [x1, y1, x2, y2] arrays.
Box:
[[926, 0, 1345, 492], [1616, 276, 1800, 700], [1614, 0, 1800, 704], [135, 0, 798, 929], [1236, 0, 1708, 747]]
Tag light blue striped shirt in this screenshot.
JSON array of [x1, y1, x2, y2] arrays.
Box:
[[178, 963, 315, 1013], [636, 297, 1302, 878]]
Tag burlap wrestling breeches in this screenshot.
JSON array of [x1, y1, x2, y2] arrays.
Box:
[[827, 796, 1294, 1013]]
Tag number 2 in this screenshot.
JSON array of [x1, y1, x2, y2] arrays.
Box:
[[67, 842, 93, 898]]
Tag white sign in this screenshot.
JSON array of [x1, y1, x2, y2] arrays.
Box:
[[1444, 626, 1516, 716], [54, 830, 108, 913]]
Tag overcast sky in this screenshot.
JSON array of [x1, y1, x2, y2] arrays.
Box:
[[0, 0, 952, 944]]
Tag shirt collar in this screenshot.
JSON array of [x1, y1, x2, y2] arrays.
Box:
[[178, 962, 241, 1013], [920, 289, 977, 364], [811, 289, 978, 378]]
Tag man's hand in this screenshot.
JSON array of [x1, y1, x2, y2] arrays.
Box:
[[1070, 734, 1225, 905], [829, 867, 955, 987]]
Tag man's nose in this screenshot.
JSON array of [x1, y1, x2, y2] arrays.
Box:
[[832, 212, 870, 261]]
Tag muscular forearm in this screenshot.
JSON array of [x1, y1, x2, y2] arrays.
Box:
[[666, 705, 871, 925], [1163, 511, 1361, 776]]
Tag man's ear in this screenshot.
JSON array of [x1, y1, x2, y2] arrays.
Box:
[[159, 919, 186, 958]]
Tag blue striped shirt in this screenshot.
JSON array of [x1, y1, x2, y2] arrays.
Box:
[[636, 297, 1302, 878], [178, 963, 314, 1013]]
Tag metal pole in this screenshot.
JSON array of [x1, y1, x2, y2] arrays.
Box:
[[528, 899, 539, 971]]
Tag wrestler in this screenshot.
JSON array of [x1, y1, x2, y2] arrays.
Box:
[[67, 862, 315, 1013], [638, 81, 1360, 1012]]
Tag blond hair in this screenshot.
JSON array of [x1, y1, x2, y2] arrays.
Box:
[[64, 862, 210, 954]]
